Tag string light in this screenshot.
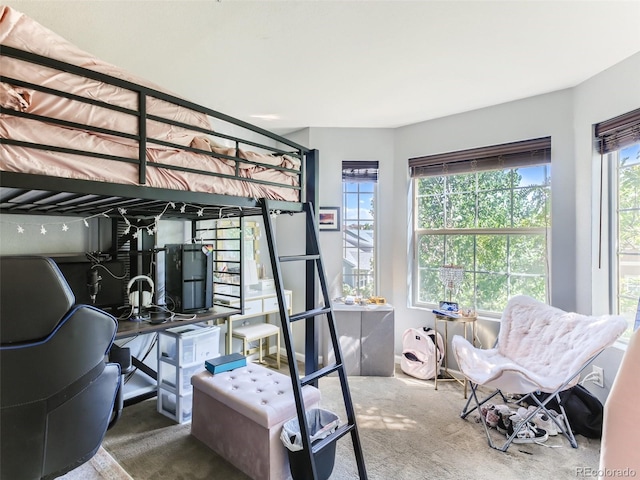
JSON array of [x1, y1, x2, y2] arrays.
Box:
[[3, 209, 115, 236], [3, 202, 236, 236]]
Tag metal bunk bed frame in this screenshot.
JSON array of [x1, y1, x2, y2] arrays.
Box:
[[0, 44, 312, 220], [0, 45, 368, 478]]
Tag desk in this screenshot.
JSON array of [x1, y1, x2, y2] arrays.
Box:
[[434, 313, 477, 398], [222, 289, 292, 355], [115, 308, 235, 407], [115, 308, 233, 339]]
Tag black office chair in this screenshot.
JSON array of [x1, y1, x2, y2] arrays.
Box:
[[0, 256, 122, 480]]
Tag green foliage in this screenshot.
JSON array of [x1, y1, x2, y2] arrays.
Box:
[[415, 165, 550, 314], [616, 147, 640, 325]]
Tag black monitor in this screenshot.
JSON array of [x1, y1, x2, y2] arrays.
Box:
[[52, 255, 126, 312]]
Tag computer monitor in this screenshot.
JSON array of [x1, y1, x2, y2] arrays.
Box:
[[52, 255, 126, 312]]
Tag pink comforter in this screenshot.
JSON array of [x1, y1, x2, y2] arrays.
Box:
[[0, 6, 300, 202]]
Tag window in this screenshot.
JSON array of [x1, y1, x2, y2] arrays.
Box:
[[597, 108, 640, 340], [612, 143, 640, 332], [342, 161, 378, 298], [409, 138, 551, 316]]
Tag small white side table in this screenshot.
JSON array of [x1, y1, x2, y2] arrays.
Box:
[[434, 314, 477, 398]]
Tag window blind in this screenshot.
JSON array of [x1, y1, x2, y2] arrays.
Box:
[[408, 137, 551, 178], [342, 160, 379, 183], [595, 107, 640, 154]]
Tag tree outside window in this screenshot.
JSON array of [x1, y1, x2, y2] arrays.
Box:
[[596, 108, 640, 342], [613, 142, 640, 339], [410, 138, 551, 316]]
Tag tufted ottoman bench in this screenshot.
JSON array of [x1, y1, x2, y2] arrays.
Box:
[[190, 364, 321, 480]]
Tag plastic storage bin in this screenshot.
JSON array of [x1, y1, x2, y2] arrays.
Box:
[[159, 362, 206, 395], [158, 390, 193, 424], [157, 323, 220, 424], [158, 324, 220, 364]]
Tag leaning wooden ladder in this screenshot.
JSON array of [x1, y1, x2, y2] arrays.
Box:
[[261, 199, 368, 479]]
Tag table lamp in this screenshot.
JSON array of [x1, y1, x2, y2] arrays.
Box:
[[438, 265, 464, 303]]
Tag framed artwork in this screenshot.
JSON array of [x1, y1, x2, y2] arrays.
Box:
[[318, 206, 340, 231]]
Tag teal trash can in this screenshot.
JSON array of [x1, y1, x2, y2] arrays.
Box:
[[281, 408, 340, 480]]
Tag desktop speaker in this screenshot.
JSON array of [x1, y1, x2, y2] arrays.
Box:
[[165, 244, 213, 313]]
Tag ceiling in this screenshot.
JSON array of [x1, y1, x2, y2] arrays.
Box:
[[7, 1, 640, 134]]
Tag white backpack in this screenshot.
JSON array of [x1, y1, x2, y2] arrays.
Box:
[[400, 327, 444, 380]]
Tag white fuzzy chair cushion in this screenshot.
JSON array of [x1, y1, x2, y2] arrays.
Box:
[[452, 295, 627, 394]]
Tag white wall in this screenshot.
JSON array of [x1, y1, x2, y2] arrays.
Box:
[[300, 53, 639, 402], [307, 128, 396, 300], [573, 52, 640, 316], [570, 52, 640, 402], [304, 91, 576, 356], [0, 215, 108, 255], [275, 127, 395, 358]]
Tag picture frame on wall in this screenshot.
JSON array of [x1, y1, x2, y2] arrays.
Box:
[[318, 206, 340, 231]]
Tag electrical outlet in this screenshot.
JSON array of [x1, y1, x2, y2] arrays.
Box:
[[592, 365, 604, 388]]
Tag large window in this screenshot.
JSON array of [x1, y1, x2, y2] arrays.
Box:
[[598, 108, 640, 339], [595, 109, 640, 340], [410, 138, 551, 316], [612, 143, 640, 330], [342, 161, 378, 298]]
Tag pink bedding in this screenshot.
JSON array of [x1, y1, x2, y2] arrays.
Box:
[[0, 6, 301, 202]]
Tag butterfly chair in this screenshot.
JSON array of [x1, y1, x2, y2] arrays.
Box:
[[451, 295, 627, 452]]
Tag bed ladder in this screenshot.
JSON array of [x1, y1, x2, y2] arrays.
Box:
[[260, 199, 368, 480]]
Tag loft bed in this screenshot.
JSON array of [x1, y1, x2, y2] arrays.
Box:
[[0, 6, 316, 218], [0, 6, 319, 329]]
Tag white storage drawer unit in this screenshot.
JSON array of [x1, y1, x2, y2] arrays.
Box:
[[158, 324, 220, 364], [159, 390, 194, 424], [262, 292, 291, 313], [159, 362, 206, 395], [157, 323, 220, 423]]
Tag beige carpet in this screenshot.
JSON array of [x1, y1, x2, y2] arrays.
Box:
[[103, 365, 601, 479], [57, 446, 133, 480]]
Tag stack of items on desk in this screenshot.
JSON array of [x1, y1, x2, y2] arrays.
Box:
[[432, 308, 460, 318]]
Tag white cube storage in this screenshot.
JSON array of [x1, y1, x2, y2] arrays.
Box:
[[157, 323, 220, 423], [159, 362, 207, 395], [158, 324, 220, 364], [158, 390, 194, 424]]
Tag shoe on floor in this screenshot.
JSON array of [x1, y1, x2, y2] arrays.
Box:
[[480, 403, 502, 428], [495, 405, 515, 434], [507, 412, 549, 444], [517, 406, 561, 436]]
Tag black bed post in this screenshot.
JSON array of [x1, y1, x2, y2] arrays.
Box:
[[138, 92, 147, 185], [305, 149, 320, 377]]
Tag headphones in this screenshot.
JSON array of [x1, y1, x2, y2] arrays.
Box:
[[127, 275, 154, 308]]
